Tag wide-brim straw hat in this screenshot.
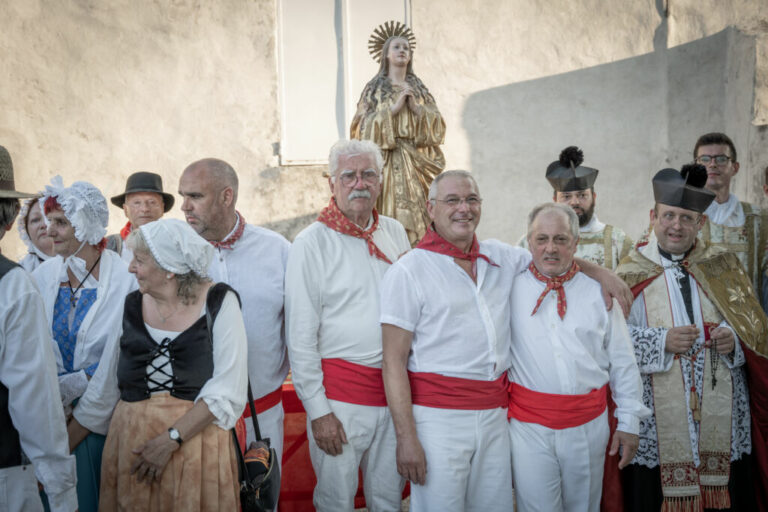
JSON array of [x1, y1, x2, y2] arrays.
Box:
[[0, 145, 36, 199], [111, 171, 175, 212]]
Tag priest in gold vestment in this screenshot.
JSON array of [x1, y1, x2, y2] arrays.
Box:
[[351, 22, 445, 245], [615, 164, 768, 511]]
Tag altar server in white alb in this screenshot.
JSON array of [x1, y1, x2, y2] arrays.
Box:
[[178, 158, 291, 464], [0, 146, 77, 512], [285, 139, 410, 511], [507, 202, 648, 512]]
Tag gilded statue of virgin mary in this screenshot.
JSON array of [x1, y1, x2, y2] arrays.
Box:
[[350, 21, 446, 245]]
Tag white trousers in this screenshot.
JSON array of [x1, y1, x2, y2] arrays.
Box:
[[307, 400, 403, 512], [509, 410, 609, 512], [0, 465, 44, 512], [410, 406, 514, 512]]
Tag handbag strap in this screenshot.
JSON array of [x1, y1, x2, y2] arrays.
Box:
[[204, 289, 265, 443]]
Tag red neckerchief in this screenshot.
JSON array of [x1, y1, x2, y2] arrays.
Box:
[[211, 211, 246, 250], [119, 221, 132, 240], [529, 261, 580, 320], [317, 198, 392, 264], [416, 225, 499, 266]]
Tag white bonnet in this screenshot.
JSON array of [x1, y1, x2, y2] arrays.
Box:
[[138, 219, 214, 277], [42, 176, 108, 245]]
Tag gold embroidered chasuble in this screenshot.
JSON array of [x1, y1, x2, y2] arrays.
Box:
[[699, 202, 768, 301], [351, 85, 445, 246], [618, 237, 768, 510]]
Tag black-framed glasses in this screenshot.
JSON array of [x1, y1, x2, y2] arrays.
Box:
[[696, 154, 731, 166]]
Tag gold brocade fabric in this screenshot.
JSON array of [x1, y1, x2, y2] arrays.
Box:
[[618, 240, 768, 355], [99, 394, 240, 511], [642, 273, 732, 509], [698, 202, 768, 299], [351, 84, 446, 246]]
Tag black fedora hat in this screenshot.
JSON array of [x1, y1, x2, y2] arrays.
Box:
[[0, 145, 36, 199], [111, 172, 174, 212]]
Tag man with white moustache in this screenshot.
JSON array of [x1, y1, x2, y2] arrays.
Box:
[[285, 139, 411, 511]]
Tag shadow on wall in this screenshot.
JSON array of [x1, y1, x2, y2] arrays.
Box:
[[462, 27, 756, 244]]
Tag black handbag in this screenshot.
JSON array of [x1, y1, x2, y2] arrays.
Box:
[[205, 297, 281, 511], [232, 383, 281, 512]]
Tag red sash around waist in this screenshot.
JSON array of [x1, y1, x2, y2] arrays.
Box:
[[242, 385, 283, 418], [321, 358, 387, 407], [508, 382, 608, 429], [408, 372, 509, 410]]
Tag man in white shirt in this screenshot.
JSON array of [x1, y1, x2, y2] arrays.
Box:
[[508, 202, 647, 512], [0, 146, 77, 512], [380, 171, 633, 512], [285, 139, 411, 511], [693, 132, 768, 307], [519, 146, 632, 269], [106, 171, 173, 264], [178, 158, 291, 465]]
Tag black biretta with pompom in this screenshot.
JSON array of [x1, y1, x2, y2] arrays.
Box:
[[545, 146, 600, 192], [652, 164, 715, 213]]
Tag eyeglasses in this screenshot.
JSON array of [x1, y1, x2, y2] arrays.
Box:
[[432, 196, 483, 208], [334, 169, 380, 186], [695, 154, 731, 166], [658, 211, 700, 227]]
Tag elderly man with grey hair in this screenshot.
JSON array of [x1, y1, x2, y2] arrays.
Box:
[[285, 139, 411, 511], [380, 173, 634, 511], [507, 202, 647, 512], [0, 146, 77, 511]]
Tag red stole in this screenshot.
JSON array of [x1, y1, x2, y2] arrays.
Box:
[[408, 372, 508, 409], [316, 199, 392, 264]]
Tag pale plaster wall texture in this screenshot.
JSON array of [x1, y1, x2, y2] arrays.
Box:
[[1, 0, 328, 259], [1, 0, 766, 257]]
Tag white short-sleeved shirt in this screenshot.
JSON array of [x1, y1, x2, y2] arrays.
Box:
[[380, 240, 531, 380]]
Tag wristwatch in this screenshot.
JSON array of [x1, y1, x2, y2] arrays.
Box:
[[168, 427, 183, 445]]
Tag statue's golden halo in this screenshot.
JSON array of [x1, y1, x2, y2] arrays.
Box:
[[368, 20, 417, 63]]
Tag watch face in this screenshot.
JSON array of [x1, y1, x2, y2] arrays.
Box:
[[169, 428, 181, 441]]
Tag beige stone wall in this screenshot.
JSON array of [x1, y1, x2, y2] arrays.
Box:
[[1, 0, 327, 258], [2, 0, 767, 257]]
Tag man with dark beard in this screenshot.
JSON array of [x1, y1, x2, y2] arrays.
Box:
[[519, 146, 633, 269]]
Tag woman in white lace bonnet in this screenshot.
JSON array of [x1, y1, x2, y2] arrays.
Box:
[[68, 218, 248, 510], [16, 195, 54, 272], [31, 176, 136, 512]]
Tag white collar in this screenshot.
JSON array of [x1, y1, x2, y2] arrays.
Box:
[[704, 193, 744, 227], [580, 214, 605, 233]]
